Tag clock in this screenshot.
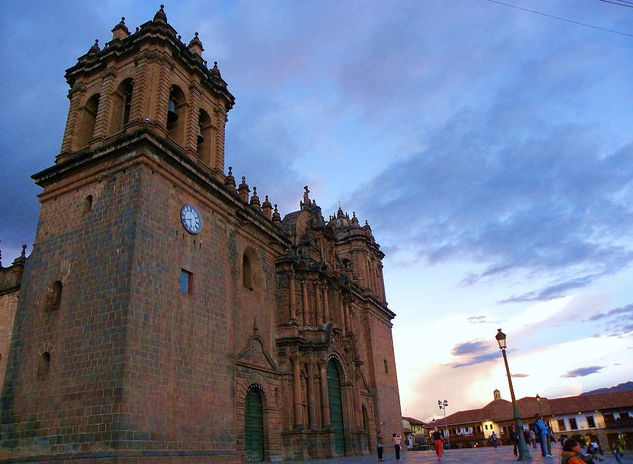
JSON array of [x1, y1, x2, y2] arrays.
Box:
[[180, 204, 202, 234]]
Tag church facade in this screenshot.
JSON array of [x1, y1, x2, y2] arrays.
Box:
[[0, 7, 402, 463]]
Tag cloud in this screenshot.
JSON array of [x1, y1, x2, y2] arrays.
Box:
[[589, 303, 633, 321], [451, 351, 499, 369], [500, 274, 604, 303], [353, 111, 633, 303], [562, 366, 604, 378], [467, 315, 489, 324], [512, 373, 529, 378], [451, 340, 488, 356]]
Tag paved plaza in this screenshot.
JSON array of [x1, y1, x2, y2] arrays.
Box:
[[281, 443, 633, 464]]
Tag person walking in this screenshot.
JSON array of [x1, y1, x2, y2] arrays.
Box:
[[432, 427, 444, 461], [392, 433, 402, 460], [535, 414, 554, 457]]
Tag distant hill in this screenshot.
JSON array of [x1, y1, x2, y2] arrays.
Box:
[[582, 381, 633, 395]]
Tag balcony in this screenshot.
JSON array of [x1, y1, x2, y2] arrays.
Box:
[[604, 416, 633, 428]]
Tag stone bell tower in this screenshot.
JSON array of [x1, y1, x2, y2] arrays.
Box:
[[0, 7, 241, 463], [1, 6, 403, 464]]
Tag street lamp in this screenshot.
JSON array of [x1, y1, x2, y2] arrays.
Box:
[[495, 329, 532, 461], [438, 399, 450, 449], [536, 394, 543, 416]]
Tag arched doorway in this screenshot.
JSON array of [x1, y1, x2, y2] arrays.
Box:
[[327, 359, 346, 455], [244, 387, 264, 461]]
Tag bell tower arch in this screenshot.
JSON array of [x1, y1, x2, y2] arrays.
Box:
[[58, 6, 234, 178]]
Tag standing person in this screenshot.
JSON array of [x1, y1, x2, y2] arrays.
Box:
[[376, 433, 384, 461], [432, 427, 444, 461], [491, 431, 498, 448], [535, 414, 554, 457], [561, 438, 589, 464], [509, 425, 521, 456], [392, 433, 402, 461], [612, 443, 623, 464], [529, 428, 537, 448]]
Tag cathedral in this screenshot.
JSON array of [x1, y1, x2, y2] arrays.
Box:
[[0, 6, 402, 463]]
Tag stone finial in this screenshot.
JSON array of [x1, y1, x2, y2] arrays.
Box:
[[272, 204, 282, 226], [188, 32, 204, 56], [225, 166, 236, 190], [12, 244, 27, 266], [262, 195, 273, 220], [88, 39, 100, 55], [238, 176, 250, 204], [111, 17, 130, 40], [250, 186, 261, 209], [351, 211, 360, 226], [211, 61, 222, 78], [153, 4, 167, 24]]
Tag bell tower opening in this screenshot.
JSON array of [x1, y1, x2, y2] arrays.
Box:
[[167, 85, 186, 146], [109, 78, 134, 134], [75, 93, 100, 150]]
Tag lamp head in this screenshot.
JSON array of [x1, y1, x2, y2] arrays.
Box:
[[495, 328, 507, 349]]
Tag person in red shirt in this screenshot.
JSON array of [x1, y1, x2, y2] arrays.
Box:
[[432, 428, 444, 460]]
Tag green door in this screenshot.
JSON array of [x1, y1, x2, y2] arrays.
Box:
[[328, 359, 346, 455], [245, 389, 264, 462]]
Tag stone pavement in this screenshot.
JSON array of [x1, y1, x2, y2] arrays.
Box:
[[280, 443, 633, 464]]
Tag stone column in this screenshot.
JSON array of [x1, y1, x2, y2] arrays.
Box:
[[319, 359, 331, 427], [301, 280, 309, 326], [354, 369, 363, 429], [186, 82, 202, 158], [92, 68, 117, 142], [307, 361, 317, 428], [343, 300, 350, 334], [60, 83, 87, 156], [288, 271, 297, 321], [292, 355, 304, 427], [315, 283, 323, 325], [322, 285, 330, 322]]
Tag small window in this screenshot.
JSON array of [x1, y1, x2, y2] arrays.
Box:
[[557, 419, 566, 431], [569, 418, 578, 430], [84, 195, 93, 213], [46, 281, 62, 312], [38, 352, 50, 377], [242, 254, 252, 290], [586, 416, 595, 428], [383, 359, 388, 373], [180, 269, 192, 294]]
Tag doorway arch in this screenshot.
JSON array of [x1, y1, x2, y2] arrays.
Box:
[[244, 387, 264, 461], [327, 358, 346, 455]]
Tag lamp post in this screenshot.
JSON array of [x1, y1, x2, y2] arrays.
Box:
[[438, 399, 450, 449], [536, 394, 543, 416], [495, 328, 532, 461]]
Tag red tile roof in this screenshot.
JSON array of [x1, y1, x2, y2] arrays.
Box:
[[424, 390, 633, 427], [403, 416, 426, 426]]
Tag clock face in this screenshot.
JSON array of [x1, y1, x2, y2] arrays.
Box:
[[180, 204, 202, 234]]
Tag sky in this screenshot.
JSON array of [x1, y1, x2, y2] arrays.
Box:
[[1, 1, 632, 423]]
